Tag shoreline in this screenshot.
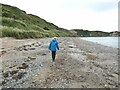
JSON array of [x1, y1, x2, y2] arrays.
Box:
[[0, 37, 119, 88], [80, 37, 119, 48]]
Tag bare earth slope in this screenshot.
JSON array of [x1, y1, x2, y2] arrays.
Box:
[[0, 37, 118, 88]]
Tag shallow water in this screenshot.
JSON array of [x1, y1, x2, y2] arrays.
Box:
[[80, 37, 119, 48]]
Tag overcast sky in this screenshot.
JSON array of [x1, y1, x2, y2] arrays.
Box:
[[0, 0, 119, 32]]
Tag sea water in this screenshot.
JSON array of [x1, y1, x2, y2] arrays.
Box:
[[80, 37, 119, 48]]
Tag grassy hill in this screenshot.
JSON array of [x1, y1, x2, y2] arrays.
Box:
[[73, 29, 110, 37], [71, 29, 119, 37], [1, 3, 75, 39]]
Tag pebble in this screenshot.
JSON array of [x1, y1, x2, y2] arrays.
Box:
[[42, 53, 47, 56], [9, 70, 19, 75], [104, 84, 108, 87], [1, 50, 7, 55], [1, 79, 7, 85], [12, 72, 27, 80], [17, 63, 28, 69], [3, 71, 9, 78], [28, 57, 36, 60], [29, 48, 36, 50]]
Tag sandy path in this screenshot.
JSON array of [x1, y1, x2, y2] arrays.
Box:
[[0, 37, 119, 88]]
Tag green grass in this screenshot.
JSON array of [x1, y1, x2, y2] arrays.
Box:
[[2, 4, 60, 30], [1, 26, 75, 39], [1, 4, 75, 39], [1, 26, 49, 39]]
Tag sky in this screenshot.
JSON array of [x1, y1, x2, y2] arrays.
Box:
[[0, 0, 119, 32]]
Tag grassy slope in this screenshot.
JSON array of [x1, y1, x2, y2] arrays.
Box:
[[74, 29, 110, 37], [1, 4, 75, 39]]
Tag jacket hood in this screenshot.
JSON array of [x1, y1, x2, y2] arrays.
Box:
[[52, 39, 56, 42]]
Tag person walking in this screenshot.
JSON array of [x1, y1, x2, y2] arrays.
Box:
[[48, 37, 59, 62]]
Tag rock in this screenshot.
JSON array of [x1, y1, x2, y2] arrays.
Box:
[[23, 45, 27, 47], [108, 74, 114, 77], [12, 72, 27, 80], [90, 66, 92, 69], [111, 74, 118, 78], [38, 43, 41, 46], [17, 46, 23, 51], [104, 84, 108, 87], [107, 80, 115, 86], [3, 71, 9, 78], [40, 64, 43, 67], [22, 63, 28, 68], [42, 53, 47, 56], [27, 45, 31, 48], [29, 48, 36, 50], [32, 43, 35, 45], [28, 57, 36, 60], [24, 48, 28, 51], [17, 63, 28, 69], [69, 45, 76, 48], [1, 48, 5, 49], [9, 66, 12, 68], [34, 43, 40, 47], [9, 65, 17, 68], [10, 70, 19, 75], [25, 59, 30, 62], [115, 84, 119, 87], [1, 79, 8, 85], [81, 85, 85, 88], [1, 50, 7, 55], [114, 72, 119, 75]]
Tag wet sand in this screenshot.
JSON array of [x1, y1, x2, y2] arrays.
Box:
[[0, 37, 119, 88]]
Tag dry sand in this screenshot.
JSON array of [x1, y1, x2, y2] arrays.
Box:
[[0, 37, 119, 88]]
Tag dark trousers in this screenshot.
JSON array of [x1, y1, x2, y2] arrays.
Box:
[[52, 51, 56, 62]]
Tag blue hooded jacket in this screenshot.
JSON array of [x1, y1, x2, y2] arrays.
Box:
[[48, 38, 59, 51]]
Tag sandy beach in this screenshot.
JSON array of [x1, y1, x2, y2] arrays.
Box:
[[0, 37, 119, 88]]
